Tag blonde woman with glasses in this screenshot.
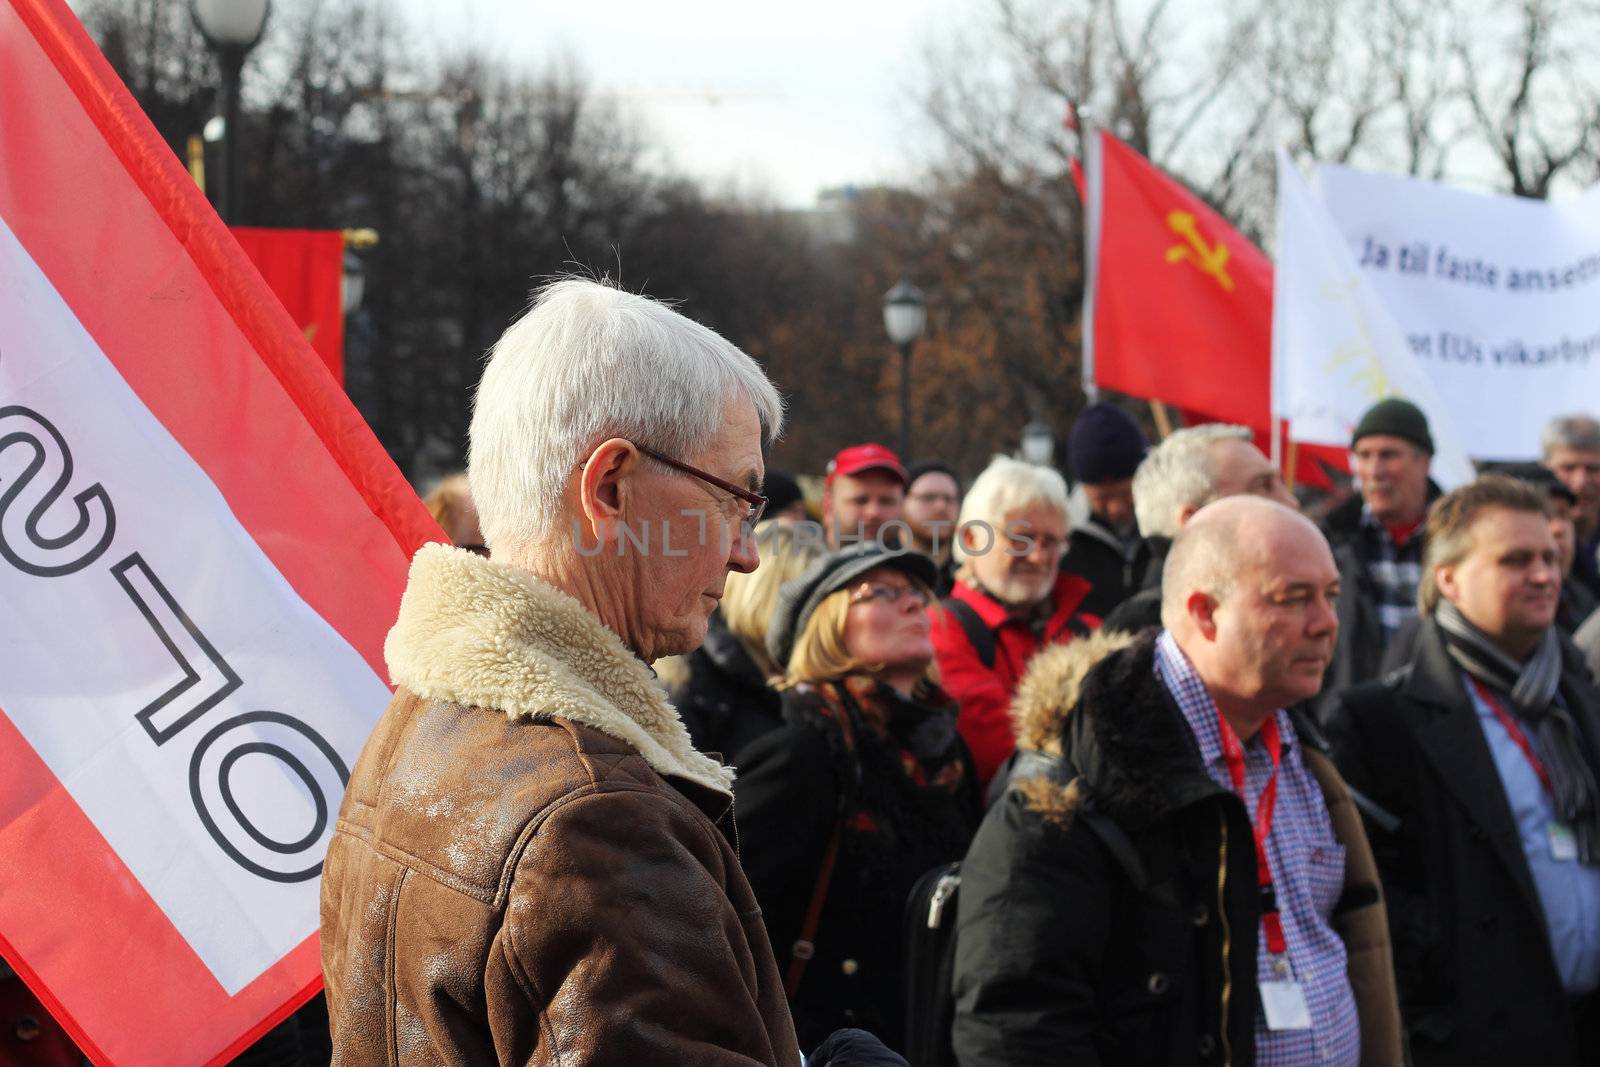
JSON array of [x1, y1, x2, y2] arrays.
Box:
[[734, 544, 981, 1054]]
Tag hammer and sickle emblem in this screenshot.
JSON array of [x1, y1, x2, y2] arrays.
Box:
[[1164, 210, 1235, 292]]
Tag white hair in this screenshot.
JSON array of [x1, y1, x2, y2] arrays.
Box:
[[953, 455, 1069, 561], [468, 278, 784, 551], [1132, 423, 1253, 539]]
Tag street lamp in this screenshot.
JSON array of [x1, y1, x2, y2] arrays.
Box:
[[882, 277, 926, 460], [342, 250, 367, 317], [1020, 421, 1056, 467], [192, 0, 270, 223]]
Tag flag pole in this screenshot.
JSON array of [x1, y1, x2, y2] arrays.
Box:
[[1078, 105, 1102, 403], [1269, 151, 1291, 469], [1149, 399, 1173, 439]]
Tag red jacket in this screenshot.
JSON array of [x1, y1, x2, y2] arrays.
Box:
[[930, 573, 1098, 788]]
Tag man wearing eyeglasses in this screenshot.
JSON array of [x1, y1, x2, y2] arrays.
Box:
[[930, 455, 1097, 791], [320, 280, 903, 1066]]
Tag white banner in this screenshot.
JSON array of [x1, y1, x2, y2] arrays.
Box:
[[1272, 152, 1476, 488], [1313, 162, 1600, 459]]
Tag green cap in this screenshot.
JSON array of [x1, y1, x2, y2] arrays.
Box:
[[1352, 397, 1433, 455]]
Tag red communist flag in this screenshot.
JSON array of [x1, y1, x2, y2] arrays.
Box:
[[1077, 132, 1346, 487], [1083, 129, 1272, 427], [0, 1, 442, 1064], [231, 228, 346, 385]]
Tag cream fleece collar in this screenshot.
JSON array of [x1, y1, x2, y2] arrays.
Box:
[[384, 543, 734, 795]]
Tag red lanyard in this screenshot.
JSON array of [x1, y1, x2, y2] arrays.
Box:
[[1470, 678, 1554, 796], [1217, 710, 1288, 957]]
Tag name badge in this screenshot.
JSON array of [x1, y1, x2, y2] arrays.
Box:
[[1260, 979, 1313, 1031], [1549, 821, 1579, 862]]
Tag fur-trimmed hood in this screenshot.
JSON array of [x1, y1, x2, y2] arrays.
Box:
[[1009, 629, 1137, 756], [1010, 629, 1222, 829], [385, 542, 734, 795]]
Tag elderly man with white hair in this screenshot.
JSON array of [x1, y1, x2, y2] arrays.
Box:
[[929, 455, 1097, 789], [952, 496, 1402, 1067], [320, 280, 901, 1066], [1102, 423, 1295, 635]]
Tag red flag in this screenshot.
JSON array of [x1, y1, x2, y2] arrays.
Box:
[[1084, 130, 1271, 426], [1077, 132, 1345, 487], [231, 228, 346, 385], [0, 1, 441, 1064]]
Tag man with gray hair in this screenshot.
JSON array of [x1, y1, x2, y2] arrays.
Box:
[[320, 280, 893, 1065], [1544, 414, 1600, 600], [930, 454, 1096, 788], [952, 496, 1400, 1066], [1102, 423, 1295, 634]]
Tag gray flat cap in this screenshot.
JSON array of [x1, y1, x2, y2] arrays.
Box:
[[766, 544, 939, 669]]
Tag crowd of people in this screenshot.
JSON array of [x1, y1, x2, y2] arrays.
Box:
[[11, 278, 1582, 1066], [308, 280, 1600, 1066]]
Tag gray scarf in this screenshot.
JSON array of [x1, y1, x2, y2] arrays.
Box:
[[1436, 601, 1600, 864]]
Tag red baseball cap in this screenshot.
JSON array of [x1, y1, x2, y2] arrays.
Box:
[[825, 443, 908, 486]]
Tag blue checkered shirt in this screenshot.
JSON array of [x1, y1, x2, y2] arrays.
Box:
[[1359, 508, 1423, 642], [1155, 632, 1361, 1067]]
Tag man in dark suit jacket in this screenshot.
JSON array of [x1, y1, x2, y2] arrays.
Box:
[[1329, 474, 1600, 1066]]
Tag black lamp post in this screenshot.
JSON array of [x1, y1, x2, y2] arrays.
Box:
[[882, 277, 927, 460], [192, 0, 270, 224]]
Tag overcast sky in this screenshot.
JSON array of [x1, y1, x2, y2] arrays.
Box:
[[396, 0, 975, 207]]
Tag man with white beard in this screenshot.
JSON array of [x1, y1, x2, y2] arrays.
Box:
[[928, 456, 1097, 790]]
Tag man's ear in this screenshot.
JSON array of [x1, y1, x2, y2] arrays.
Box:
[[1434, 563, 1458, 604], [572, 438, 637, 550], [959, 520, 989, 554], [1176, 503, 1200, 529], [1186, 589, 1221, 640]]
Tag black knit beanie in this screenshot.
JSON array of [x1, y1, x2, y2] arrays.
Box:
[[1351, 397, 1433, 454], [1068, 402, 1148, 484]]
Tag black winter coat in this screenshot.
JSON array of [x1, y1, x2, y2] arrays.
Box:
[[1327, 618, 1600, 1066], [735, 678, 981, 1054], [1099, 535, 1169, 635], [953, 633, 1402, 1067], [665, 613, 784, 760], [1061, 516, 1150, 619]]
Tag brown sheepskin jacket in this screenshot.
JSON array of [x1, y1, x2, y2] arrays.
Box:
[[320, 544, 801, 1066]]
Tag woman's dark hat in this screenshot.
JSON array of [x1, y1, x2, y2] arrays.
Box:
[[766, 544, 938, 669]]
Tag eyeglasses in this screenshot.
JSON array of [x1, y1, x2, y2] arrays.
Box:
[[847, 581, 932, 608], [1005, 532, 1068, 557], [635, 443, 768, 527]]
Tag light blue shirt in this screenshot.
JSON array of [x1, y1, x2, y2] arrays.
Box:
[[1156, 632, 1360, 1067], [1466, 673, 1600, 994]]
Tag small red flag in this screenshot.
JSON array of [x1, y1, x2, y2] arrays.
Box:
[[231, 228, 346, 385]]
